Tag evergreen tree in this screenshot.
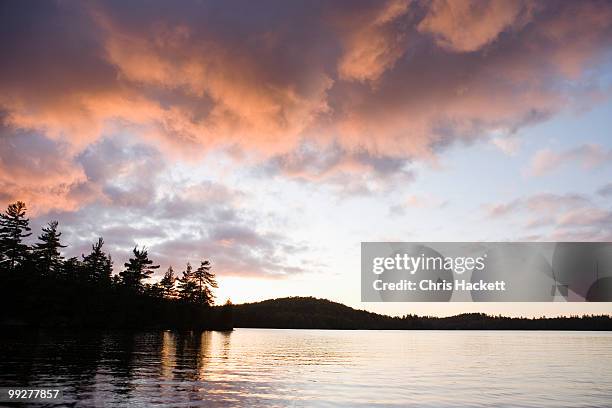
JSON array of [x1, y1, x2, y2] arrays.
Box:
[[33, 221, 66, 276], [82, 237, 113, 283], [220, 298, 233, 329], [119, 246, 159, 290], [63, 256, 83, 279], [177, 262, 197, 301], [193, 260, 218, 306], [0, 201, 32, 272], [111, 274, 121, 286], [158, 266, 176, 298]]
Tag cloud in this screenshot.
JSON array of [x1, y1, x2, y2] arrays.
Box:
[[491, 136, 521, 155], [557, 207, 612, 227], [5, 126, 306, 278], [29, 178, 309, 279], [524, 216, 554, 230], [389, 194, 448, 215], [0, 124, 90, 215], [2, 0, 612, 270], [259, 142, 416, 195], [528, 144, 612, 176], [1, 0, 610, 169], [485, 191, 612, 240], [597, 183, 612, 197], [485, 199, 522, 218], [0, 125, 161, 216], [486, 192, 590, 218], [524, 193, 590, 213], [548, 205, 612, 241], [336, 0, 411, 82], [418, 0, 532, 52]]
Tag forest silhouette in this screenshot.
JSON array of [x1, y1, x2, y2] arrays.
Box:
[[0, 201, 232, 330], [233, 297, 612, 330], [1, 201, 610, 331]]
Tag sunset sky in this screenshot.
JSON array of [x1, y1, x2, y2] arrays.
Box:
[[1, 0, 612, 316]]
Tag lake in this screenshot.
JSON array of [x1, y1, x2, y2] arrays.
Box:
[[1, 329, 611, 407]]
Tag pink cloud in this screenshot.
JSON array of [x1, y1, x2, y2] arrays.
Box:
[[336, 0, 411, 82], [485, 191, 612, 240], [557, 207, 612, 227], [389, 194, 448, 215], [528, 144, 612, 176], [1, 0, 612, 213], [418, 0, 532, 52], [486, 193, 590, 218], [485, 200, 522, 218]]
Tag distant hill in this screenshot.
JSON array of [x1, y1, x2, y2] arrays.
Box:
[[230, 297, 612, 330]]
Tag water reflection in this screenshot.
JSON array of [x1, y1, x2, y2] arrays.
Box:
[[1, 329, 611, 407]]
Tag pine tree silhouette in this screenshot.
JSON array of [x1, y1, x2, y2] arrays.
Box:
[[82, 238, 113, 283], [158, 265, 177, 298], [33, 221, 66, 276], [0, 201, 32, 272], [63, 256, 83, 279], [177, 262, 197, 301], [119, 247, 159, 290], [193, 260, 218, 306]]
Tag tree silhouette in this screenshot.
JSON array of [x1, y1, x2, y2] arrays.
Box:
[[33, 221, 66, 276], [193, 260, 218, 306], [0, 200, 230, 330], [119, 247, 159, 290], [158, 266, 176, 298], [63, 256, 83, 279], [0, 201, 32, 272], [177, 262, 197, 302], [82, 238, 112, 283]]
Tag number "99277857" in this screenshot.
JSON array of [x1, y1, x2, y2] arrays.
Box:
[[0, 388, 62, 402]]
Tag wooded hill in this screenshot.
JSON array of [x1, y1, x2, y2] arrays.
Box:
[[231, 297, 612, 330]]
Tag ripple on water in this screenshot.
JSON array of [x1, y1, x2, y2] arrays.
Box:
[[0, 329, 611, 407]]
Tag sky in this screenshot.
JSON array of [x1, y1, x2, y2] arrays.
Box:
[[1, 0, 612, 317]]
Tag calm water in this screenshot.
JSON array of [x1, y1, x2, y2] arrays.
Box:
[[1, 329, 611, 407]]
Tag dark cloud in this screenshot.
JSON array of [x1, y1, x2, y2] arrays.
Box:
[[1, 0, 610, 175], [259, 142, 415, 195]]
